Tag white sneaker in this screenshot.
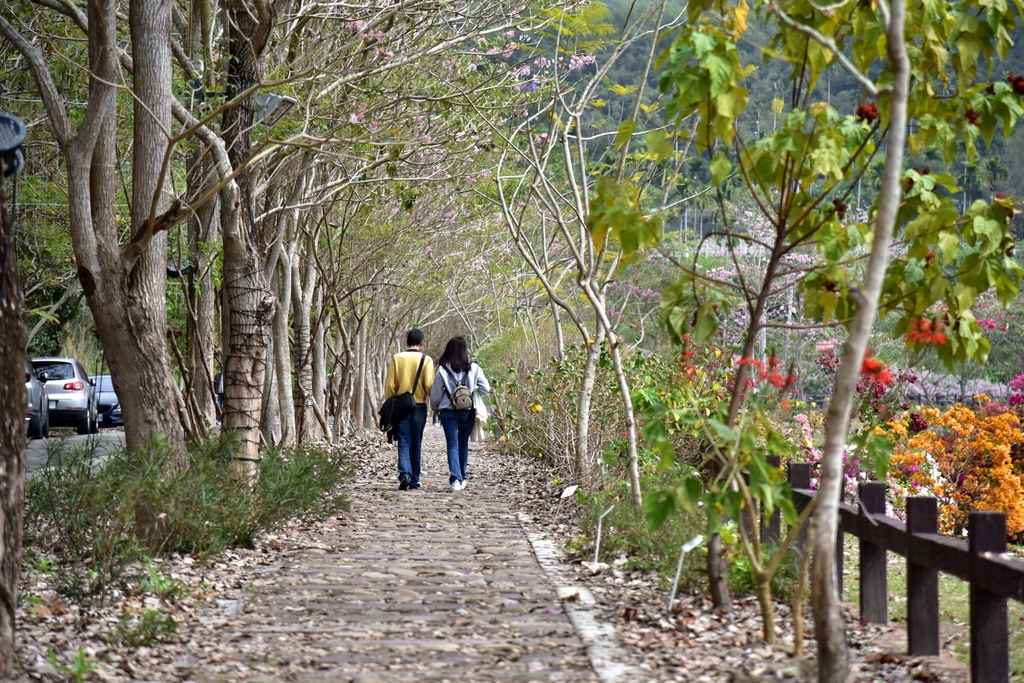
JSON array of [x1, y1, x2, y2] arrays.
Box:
[[459, 479, 468, 491], [450, 481, 462, 492]]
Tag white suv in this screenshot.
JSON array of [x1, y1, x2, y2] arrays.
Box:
[[31, 357, 98, 435]]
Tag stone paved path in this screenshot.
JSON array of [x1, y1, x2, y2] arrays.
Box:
[[194, 427, 605, 683]]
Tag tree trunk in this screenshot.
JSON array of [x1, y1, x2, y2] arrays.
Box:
[[222, 220, 274, 469], [271, 256, 295, 445], [813, 3, 909, 680], [310, 286, 327, 440], [62, 0, 185, 461], [574, 326, 603, 478], [261, 330, 280, 447], [580, 282, 642, 508], [367, 349, 384, 428], [293, 250, 318, 442], [331, 324, 354, 441], [551, 299, 565, 362], [186, 150, 219, 431], [0, 181, 27, 675], [219, 0, 277, 473], [707, 532, 731, 609], [352, 318, 366, 430]]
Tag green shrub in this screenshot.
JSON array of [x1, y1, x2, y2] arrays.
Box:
[[25, 434, 352, 599], [136, 560, 185, 600], [46, 648, 99, 683], [107, 608, 179, 647], [725, 534, 803, 600], [498, 344, 679, 479], [573, 474, 708, 592], [26, 441, 145, 599]]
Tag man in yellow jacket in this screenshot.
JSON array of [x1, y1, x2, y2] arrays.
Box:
[[383, 329, 435, 490]]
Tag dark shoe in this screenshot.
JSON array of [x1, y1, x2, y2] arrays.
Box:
[[399, 476, 411, 491], [409, 482, 421, 490]]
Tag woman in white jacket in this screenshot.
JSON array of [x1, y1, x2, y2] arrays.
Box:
[[429, 336, 490, 491]]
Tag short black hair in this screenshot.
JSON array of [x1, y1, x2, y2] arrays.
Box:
[[406, 329, 424, 347]]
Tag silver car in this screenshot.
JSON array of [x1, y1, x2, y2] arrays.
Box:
[[31, 357, 98, 435], [25, 360, 49, 439]]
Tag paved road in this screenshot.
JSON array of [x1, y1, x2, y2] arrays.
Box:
[[189, 428, 608, 683], [26, 430, 125, 473]]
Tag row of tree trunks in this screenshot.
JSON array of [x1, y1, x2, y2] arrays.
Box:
[[2, 0, 188, 459], [14, 0, 190, 463]]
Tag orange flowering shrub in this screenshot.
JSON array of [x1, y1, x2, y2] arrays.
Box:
[[888, 402, 1024, 540]]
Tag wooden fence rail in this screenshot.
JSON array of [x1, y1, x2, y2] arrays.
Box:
[[764, 462, 1024, 683]]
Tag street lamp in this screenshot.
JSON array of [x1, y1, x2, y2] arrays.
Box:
[[0, 112, 25, 178], [187, 82, 296, 129], [253, 93, 297, 128], [0, 111, 26, 300]]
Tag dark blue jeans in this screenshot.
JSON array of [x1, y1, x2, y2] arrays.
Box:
[[439, 408, 474, 485], [395, 403, 427, 485]]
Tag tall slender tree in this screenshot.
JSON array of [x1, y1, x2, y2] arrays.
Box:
[[0, 150, 27, 675]]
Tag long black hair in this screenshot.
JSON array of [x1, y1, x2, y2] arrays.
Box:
[[438, 335, 471, 373]]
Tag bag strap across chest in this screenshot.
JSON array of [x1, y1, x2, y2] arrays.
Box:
[[395, 353, 427, 396]]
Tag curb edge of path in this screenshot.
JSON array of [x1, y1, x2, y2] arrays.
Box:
[[519, 512, 638, 683]]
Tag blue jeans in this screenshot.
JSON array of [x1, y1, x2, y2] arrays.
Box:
[[395, 404, 427, 485], [439, 408, 474, 485]]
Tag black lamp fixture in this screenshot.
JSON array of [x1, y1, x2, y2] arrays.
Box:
[[0, 112, 25, 299], [167, 259, 195, 279], [0, 112, 26, 178]]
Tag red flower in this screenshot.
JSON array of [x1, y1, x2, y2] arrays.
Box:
[[861, 357, 884, 374], [861, 357, 894, 388], [832, 198, 848, 220], [856, 102, 879, 123], [965, 109, 980, 126], [1009, 74, 1024, 96], [905, 317, 948, 346]]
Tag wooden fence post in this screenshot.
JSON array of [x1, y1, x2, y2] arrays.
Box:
[[787, 462, 812, 492], [969, 511, 1009, 683], [787, 462, 812, 553], [740, 471, 753, 539], [858, 481, 887, 623], [905, 496, 940, 655], [837, 485, 845, 600], [760, 456, 781, 544]]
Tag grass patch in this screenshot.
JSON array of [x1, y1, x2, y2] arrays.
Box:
[[573, 474, 807, 601], [841, 538, 1024, 680], [25, 434, 352, 600], [727, 535, 803, 600]]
